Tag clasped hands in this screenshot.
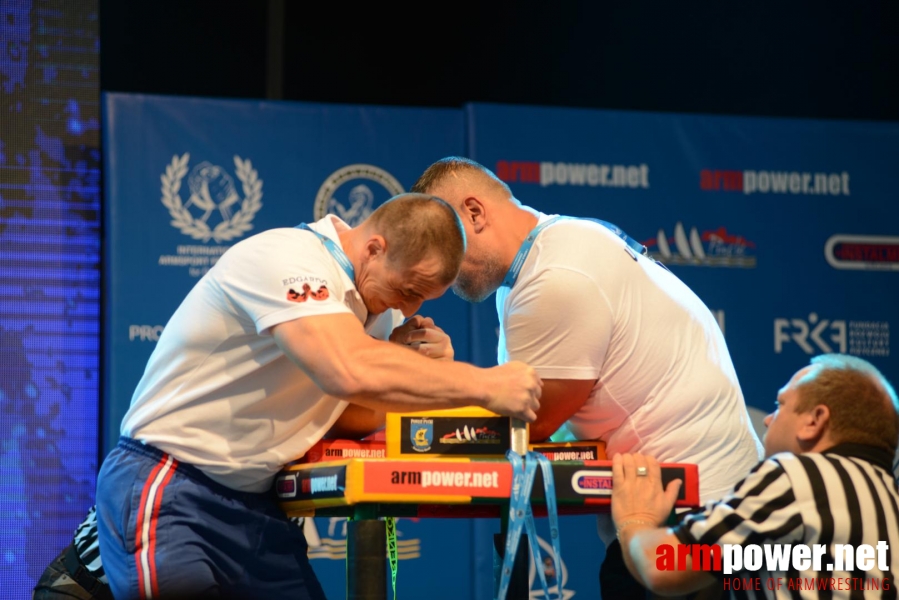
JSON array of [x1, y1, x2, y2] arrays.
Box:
[[389, 315, 453, 361]]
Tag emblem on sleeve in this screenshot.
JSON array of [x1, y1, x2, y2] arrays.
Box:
[[287, 283, 330, 303]]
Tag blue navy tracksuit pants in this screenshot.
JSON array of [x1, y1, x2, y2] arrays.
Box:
[[96, 437, 326, 600]]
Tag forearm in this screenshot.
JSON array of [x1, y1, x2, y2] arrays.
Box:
[[617, 526, 714, 595], [274, 313, 538, 421], [527, 378, 596, 442], [617, 524, 664, 588], [339, 342, 490, 411], [275, 316, 490, 411]]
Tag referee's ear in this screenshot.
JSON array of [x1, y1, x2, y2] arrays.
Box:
[[797, 404, 831, 448]]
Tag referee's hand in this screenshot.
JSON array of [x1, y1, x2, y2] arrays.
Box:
[[611, 453, 682, 533]]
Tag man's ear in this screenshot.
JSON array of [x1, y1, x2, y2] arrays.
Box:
[[363, 235, 386, 263], [796, 404, 830, 445], [461, 197, 487, 234]]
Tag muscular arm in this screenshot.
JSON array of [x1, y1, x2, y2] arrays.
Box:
[[618, 527, 715, 594], [322, 315, 452, 439], [528, 378, 596, 442], [272, 313, 540, 420]]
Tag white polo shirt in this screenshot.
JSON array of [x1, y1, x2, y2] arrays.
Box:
[[497, 214, 764, 508], [122, 216, 402, 492]]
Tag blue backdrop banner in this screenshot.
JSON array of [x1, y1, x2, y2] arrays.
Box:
[[466, 102, 899, 415], [101, 94, 899, 599], [466, 101, 899, 598], [101, 93, 471, 599]]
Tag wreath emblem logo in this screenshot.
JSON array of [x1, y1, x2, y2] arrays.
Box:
[[160, 153, 263, 242], [314, 164, 404, 226]]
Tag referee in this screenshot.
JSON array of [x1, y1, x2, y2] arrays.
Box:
[[32, 506, 111, 600], [611, 353, 899, 599]]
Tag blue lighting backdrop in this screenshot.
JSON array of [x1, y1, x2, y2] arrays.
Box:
[[0, 0, 100, 597], [3, 13, 898, 595]]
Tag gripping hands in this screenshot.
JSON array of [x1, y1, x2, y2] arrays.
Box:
[[482, 361, 542, 423]]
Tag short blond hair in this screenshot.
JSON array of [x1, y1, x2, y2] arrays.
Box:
[[365, 193, 466, 286]]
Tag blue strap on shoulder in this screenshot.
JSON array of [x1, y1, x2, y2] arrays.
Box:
[[501, 215, 667, 290], [296, 223, 355, 282]]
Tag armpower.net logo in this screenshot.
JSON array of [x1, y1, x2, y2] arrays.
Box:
[[700, 168, 850, 196], [659, 542, 890, 593]]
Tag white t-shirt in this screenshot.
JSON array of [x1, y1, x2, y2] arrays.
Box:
[[122, 216, 402, 492], [497, 214, 764, 513]]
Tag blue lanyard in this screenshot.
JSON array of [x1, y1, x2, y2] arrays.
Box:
[[501, 215, 653, 289], [296, 223, 355, 282], [497, 450, 563, 600], [501, 216, 564, 289]]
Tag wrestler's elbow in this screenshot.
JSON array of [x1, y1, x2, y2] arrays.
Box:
[[528, 420, 561, 443]]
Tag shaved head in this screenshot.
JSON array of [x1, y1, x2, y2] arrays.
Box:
[[412, 157, 539, 303]]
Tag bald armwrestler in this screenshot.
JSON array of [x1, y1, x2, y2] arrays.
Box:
[[412, 157, 763, 599]]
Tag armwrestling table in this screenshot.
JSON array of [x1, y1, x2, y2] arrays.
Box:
[[275, 456, 699, 599]]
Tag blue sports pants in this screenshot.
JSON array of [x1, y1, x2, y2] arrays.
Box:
[[96, 437, 327, 600]]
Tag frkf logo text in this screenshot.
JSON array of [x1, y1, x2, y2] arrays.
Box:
[[774, 313, 847, 354]]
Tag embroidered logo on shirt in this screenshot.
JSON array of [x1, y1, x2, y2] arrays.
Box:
[[287, 283, 330, 303]]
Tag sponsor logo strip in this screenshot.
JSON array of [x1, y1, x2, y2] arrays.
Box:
[[825, 234, 899, 271], [700, 169, 850, 196], [362, 460, 511, 500], [775, 314, 890, 357], [496, 160, 650, 188], [275, 459, 700, 508]]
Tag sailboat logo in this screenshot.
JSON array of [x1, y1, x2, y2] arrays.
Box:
[[643, 222, 756, 268]]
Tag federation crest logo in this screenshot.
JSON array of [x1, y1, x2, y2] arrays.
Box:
[[410, 419, 433, 453], [160, 153, 263, 242], [314, 164, 404, 226]]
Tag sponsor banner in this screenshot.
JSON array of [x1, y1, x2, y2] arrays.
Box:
[[659, 541, 892, 594], [275, 459, 698, 506], [275, 465, 348, 501], [530, 441, 606, 461], [363, 460, 510, 499], [825, 234, 899, 271], [101, 93, 465, 455], [399, 415, 512, 457], [774, 313, 890, 358], [302, 439, 386, 463], [466, 102, 899, 416], [700, 168, 851, 196], [644, 222, 757, 268]]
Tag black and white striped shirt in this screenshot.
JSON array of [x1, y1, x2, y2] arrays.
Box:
[[673, 443, 899, 599], [73, 505, 107, 583]]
